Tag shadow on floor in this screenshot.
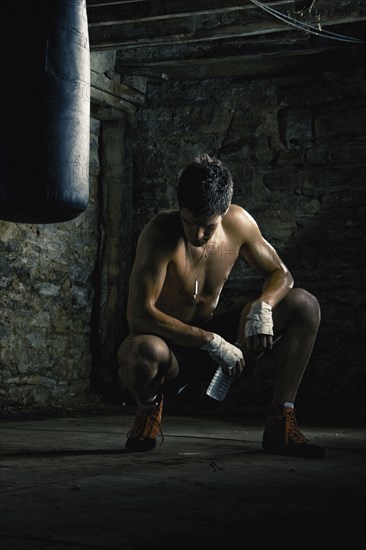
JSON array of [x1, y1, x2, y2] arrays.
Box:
[[1, 406, 365, 550]]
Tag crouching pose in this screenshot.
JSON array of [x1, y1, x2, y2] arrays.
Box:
[[118, 154, 324, 459]]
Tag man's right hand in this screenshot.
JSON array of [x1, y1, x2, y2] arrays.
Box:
[[201, 333, 244, 375]]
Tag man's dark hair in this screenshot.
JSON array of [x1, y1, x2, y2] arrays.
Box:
[[177, 154, 233, 217]]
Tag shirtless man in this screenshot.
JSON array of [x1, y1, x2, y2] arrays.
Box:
[[118, 154, 324, 459]]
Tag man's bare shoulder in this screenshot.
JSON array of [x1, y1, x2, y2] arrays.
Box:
[[140, 209, 182, 248], [144, 209, 180, 231], [224, 204, 259, 234]]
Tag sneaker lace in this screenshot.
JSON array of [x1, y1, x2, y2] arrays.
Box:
[[127, 406, 165, 446], [284, 409, 309, 446]]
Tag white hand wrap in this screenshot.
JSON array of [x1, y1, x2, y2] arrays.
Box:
[[245, 301, 274, 337], [201, 333, 243, 369]]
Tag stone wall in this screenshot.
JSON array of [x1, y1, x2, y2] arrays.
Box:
[[1, 54, 364, 420], [132, 63, 366, 416], [0, 118, 101, 413]]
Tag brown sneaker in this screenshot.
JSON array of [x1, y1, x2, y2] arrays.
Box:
[[262, 403, 325, 458], [126, 394, 164, 452]]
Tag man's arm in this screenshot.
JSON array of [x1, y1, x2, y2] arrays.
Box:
[[127, 217, 212, 347], [234, 207, 294, 351], [241, 238, 294, 308], [237, 208, 294, 307]]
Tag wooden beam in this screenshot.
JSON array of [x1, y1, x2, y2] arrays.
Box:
[[90, 103, 132, 120], [87, 0, 363, 23], [90, 69, 147, 117], [87, 0, 291, 24], [113, 20, 366, 65], [115, 43, 365, 80], [89, 13, 366, 51], [91, 70, 145, 105], [87, 0, 365, 81]]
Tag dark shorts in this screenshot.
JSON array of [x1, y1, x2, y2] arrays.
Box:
[[162, 305, 243, 395]]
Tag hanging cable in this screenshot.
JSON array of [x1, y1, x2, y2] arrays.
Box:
[[249, 0, 365, 44]]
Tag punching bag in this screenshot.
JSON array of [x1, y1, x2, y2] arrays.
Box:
[[0, 0, 90, 223]]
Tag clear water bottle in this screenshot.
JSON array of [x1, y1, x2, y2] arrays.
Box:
[[206, 366, 234, 401]]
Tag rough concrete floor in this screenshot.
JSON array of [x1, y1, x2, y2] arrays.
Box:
[[0, 407, 365, 550]]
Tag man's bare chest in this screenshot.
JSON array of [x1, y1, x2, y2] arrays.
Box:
[[168, 239, 240, 298]]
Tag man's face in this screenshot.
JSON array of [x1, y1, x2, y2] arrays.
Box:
[[180, 208, 223, 247]]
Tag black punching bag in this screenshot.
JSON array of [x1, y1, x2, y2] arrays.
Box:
[[0, 0, 90, 223]]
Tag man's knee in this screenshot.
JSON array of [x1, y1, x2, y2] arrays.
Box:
[[285, 288, 321, 327], [118, 334, 178, 400], [118, 334, 170, 363], [118, 334, 171, 382]]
